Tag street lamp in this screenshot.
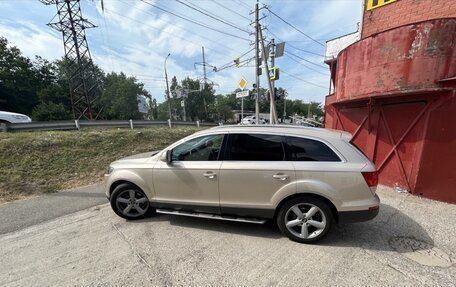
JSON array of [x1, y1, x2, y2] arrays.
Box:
[[164, 53, 172, 120]]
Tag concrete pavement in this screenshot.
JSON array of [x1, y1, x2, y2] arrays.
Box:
[[0, 186, 455, 286]]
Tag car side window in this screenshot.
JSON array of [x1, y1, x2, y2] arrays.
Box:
[[286, 136, 341, 162], [226, 134, 284, 161], [172, 134, 224, 161]]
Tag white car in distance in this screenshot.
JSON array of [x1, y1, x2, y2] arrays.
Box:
[[0, 111, 32, 123], [241, 116, 267, 125]]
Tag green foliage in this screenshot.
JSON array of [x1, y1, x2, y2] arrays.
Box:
[[0, 37, 39, 114], [101, 72, 150, 120], [213, 95, 234, 123], [32, 102, 71, 121], [159, 76, 216, 121]]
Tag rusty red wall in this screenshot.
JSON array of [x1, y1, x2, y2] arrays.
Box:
[[362, 0, 456, 38], [414, 92, 456, 202], [334, 18, 456, 103], [325, 18, 456, 203]]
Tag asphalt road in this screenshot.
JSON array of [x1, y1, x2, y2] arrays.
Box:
[[0, 184, 106, 235], [0, 186, 455, 286]]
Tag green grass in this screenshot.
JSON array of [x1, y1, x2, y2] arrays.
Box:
[[0, 127, 201, 202]]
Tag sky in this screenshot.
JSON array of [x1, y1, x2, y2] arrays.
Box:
[[0, 0, 362, 104]]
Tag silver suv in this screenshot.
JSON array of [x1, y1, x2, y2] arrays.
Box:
[[105, 125, 380, 243]]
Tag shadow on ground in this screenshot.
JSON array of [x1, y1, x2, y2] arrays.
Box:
[[319, 203, 433, 251], [126, 203, 432, 250]]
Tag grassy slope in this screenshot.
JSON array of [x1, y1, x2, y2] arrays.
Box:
[[0, 127, 201, 202]]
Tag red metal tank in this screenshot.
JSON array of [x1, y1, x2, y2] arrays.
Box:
[[325, 18, 456, 203]]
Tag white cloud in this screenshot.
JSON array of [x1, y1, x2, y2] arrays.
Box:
[[0, 0, 362, 104], [0, 20, 63, 60]]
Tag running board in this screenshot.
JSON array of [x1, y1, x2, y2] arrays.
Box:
[[156, 209, 266, 224]]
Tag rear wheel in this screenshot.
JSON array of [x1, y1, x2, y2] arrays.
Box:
[[110, 183, 155, 220], [277, 197, 332, 243]]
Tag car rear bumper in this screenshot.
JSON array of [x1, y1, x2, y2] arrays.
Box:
[[338, 194, 380, 223], [338, 207, 379, 223]]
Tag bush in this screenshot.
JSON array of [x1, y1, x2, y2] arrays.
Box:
[[31, 102, 71, 121]]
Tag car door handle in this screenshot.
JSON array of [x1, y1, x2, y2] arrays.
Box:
[[273, 173, 289, 181], [203, 172, 216, 179]]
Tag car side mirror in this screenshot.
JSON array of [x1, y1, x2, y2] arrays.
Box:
[[160, 150, 172, 163]]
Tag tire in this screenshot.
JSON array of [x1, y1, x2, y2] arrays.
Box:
[[110, 183, 155, 220], [277, 196, 332, 243]]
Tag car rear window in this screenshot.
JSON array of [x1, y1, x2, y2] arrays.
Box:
[[226, 133, 284, 161], [285, 136, 341, 162]]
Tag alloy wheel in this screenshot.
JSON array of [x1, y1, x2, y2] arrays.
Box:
[[284, 203, 327, 240], [115, 189, 150, 218]]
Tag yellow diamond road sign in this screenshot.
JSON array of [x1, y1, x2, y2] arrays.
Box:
[[238, 78, 247, 90]]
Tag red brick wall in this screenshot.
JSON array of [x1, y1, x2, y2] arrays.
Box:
[[362, 0, 456, 38]]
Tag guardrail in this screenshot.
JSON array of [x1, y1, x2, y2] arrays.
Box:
[[0, 119, 217, 132]]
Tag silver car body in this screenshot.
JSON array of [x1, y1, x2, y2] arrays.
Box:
[[105, 126, 380, 222]]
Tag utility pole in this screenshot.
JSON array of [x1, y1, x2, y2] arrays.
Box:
[[269, 38, 276, 123], [164, 53, 172, 120], [40, 0, 101, 120], [307, 98, 311, 119], [201, 46, 209, 118], [182, 98, 187, 121], [259, 24, 278, 124], [254, 0, 260, 123]]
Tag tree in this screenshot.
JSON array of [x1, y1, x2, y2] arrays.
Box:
[[213, 94, 234, 123], [164, 76, 217, 121], [100, 72, 149, 120], [0, 37, 39, 114], [53, 57, 105, 118], [32, 102, 71, 121]]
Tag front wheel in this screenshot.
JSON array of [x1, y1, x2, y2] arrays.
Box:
[[277, 197, 332, 243], [110, 183, 155, 220]]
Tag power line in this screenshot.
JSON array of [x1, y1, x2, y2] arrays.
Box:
[[103, 8, 202, 49], [262, 28, 327, 69], [213, 0, 251, 21], [281, 70, 327, 90], [117, 0, 243, 55], [266, 28, 325, 57], [266, 7, 325, 47], [287, 43, 325, 57], [141, 0, 250, 42], [286, 51, 327, 69], [102, 7, 237, 56], [284, 54, 328, 76], [208, 47, 255, 74], [232, 0, 251, 11], [176, 0, 250, 34]]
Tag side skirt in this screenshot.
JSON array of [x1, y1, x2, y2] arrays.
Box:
[[156, 209, 267, 224]]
